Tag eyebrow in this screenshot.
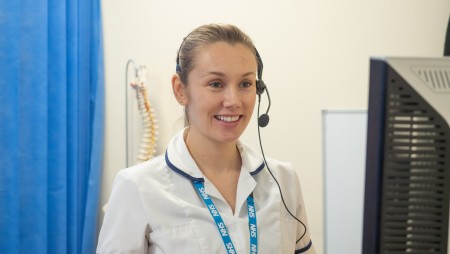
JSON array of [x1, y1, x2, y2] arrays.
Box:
[[202, 71, 256, 78]]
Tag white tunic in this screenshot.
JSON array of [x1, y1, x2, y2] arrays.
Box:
[[97, 129, 315, 254]]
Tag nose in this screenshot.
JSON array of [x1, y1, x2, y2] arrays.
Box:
[[223, 85, 242, 108]]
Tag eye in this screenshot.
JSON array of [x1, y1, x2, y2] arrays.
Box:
[[209, 81, 223, 88], [240, 81, 252, 88]]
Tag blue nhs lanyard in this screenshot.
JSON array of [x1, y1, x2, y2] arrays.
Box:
[[193, 181, 258, 254]]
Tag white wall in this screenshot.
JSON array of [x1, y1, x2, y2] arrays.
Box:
[[100, 1, 450, 252]]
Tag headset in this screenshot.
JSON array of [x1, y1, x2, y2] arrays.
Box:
[[253, 48, 307, 244], [254, 48, 271, 128], [176, 37, 307, 243]]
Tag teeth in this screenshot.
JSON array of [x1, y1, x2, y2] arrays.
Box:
[[216, 115, 239, 122]]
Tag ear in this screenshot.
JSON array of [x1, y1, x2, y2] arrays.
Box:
[[172, 74, 188, 105]]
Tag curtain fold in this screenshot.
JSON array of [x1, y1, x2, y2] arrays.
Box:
[[0, 0, 104, 253]]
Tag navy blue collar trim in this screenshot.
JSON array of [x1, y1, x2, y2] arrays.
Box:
[[250, 162, 265, 176], [165, 151, 204, 183], [165, 150, 264, 181], [295, 240, 312, 253]]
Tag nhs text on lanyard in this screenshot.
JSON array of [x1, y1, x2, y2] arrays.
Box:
[[193, 181, 258, 254]]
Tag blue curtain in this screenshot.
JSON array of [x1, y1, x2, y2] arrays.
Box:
[[0, 0, 104, 253]]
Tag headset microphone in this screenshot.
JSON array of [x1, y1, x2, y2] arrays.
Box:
[[258, 114, 269, 128]]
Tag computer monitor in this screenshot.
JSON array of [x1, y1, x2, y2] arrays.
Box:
[[362, 57, 450, 254]]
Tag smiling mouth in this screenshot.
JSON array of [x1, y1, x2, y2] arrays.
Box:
[[215, 115, 241, 123]]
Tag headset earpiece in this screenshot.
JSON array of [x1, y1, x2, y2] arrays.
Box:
[[256, 80, 266, 95]]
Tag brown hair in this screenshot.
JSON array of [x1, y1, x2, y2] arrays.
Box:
[[176, 24, 257, 84]]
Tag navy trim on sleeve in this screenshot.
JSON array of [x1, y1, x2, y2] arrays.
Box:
[[165, 151, 204, 183], [295, 240, 312, 253]]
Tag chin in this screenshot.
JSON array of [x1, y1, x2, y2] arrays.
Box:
[[215, 131, 243, 144]]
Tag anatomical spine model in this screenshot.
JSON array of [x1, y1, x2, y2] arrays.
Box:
[[129, 65, 158, 164]]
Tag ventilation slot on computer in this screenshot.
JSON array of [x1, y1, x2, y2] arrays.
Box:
[[412, 67, 450, 92], [379, 69, 450, 253]]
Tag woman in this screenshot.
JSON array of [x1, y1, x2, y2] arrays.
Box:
[[97, 23, 315, 254]]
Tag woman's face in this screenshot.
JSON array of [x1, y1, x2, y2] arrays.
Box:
[[180, 41, 257, 145]]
